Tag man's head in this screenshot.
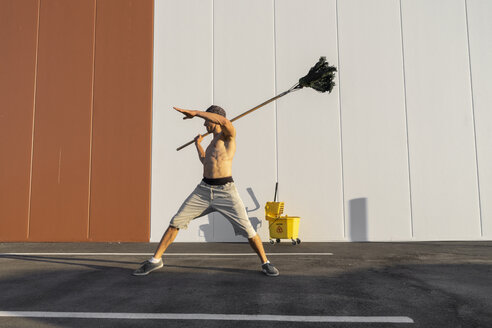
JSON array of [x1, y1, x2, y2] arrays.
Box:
[[206, 105, 226, 117], [204, 105, 226, 133]]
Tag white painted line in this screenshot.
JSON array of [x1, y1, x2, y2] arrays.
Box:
[[0, 311, 413, 323], [0, 253, 159, 256], [0, 252, 333, 256]]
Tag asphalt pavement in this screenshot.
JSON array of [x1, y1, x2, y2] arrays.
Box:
[[0, 241, 491, 328]]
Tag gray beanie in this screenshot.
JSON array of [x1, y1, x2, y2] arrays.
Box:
[[206, 105, 226, 118]]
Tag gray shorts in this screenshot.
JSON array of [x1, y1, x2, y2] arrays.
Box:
[[169, 181, 257, 238]]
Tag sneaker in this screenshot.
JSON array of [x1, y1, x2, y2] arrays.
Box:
[[132, 259, 163, 276], [261, 262, 279, 277]]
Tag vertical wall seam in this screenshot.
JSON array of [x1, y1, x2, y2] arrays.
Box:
[[212, 0, 215, 240], [335, 0, 346, 239], [273, 0, 279, 194], [212, 0, 215, 105], [399, 0, 414, 239], [148, 0, 155, 241], [27, 0, 42, 240], [464, 0, 483, 237], [87, 0, 97, 240]]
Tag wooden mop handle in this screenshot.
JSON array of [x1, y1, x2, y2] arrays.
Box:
[[176, 89, 291, 151]]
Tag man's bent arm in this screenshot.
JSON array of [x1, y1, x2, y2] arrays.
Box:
[[195, 135, 205, 163]]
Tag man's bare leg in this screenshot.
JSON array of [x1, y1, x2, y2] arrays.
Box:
[[153, 226, 179, 259], [133, 226, 178, 276], [248, 234, 268, 264], [249, 234, 279, 276]]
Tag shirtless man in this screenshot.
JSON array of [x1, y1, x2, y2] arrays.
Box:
[[133, 105, 279, 277]]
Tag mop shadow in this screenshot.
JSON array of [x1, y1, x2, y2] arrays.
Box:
[[199, 187, 262, 242], [0, 254, 136, 271]]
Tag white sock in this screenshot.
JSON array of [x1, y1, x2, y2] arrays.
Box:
[[262, 260, 270, 265], [149, 257, 160, 263]]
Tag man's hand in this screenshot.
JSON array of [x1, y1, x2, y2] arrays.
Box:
[[174, 107, 197, 120], [194, 134, 203, 145]]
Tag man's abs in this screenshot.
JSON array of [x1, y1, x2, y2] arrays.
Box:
[[203, 137, 234, 178], [203, 156, 233, 178]]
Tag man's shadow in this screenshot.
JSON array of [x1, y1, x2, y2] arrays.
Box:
[[199, 187, 262, 241]]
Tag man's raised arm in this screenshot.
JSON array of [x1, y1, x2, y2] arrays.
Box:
[[174, 107, 236, 138]]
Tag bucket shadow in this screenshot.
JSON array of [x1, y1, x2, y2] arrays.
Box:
[[348, 198, 368, 241]]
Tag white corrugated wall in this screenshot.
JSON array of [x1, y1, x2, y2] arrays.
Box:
[[151, 0, 492, 242]]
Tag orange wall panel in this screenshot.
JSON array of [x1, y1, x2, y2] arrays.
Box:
[[28, 0, 95, 241], [0, 0, 39, 241], [89, 0, 153, 241]]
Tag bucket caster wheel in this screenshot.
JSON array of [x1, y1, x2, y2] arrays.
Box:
[[276, 239, 281, 244], [296, 238, 301, 245], [291, 239, 297, 245], [269, 239, 275, 245]]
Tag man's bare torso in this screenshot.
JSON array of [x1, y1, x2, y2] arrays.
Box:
[[203, 133, 236, 179]]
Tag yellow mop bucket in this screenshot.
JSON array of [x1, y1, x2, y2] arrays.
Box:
[[265, 201, 301, 245]]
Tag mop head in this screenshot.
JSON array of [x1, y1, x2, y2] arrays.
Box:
[[298, 57, 337, 93]]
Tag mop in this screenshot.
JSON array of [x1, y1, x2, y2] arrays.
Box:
[[176, 57, 337, 151]]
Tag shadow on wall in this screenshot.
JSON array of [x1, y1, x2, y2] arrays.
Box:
[[349, 198, 368, 241], [199, 187, 262, 241]]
